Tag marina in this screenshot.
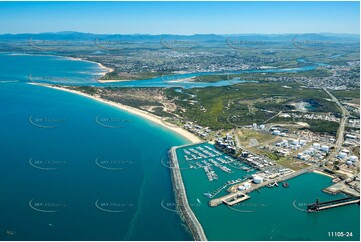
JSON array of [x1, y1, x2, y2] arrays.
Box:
[[179, 143, 241, 181], [174, 141, 359, 240]]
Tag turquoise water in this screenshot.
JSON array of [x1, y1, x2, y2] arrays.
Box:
[[0, 54, 192, 240], [0, 52, 321, 89], [1, 53, 358, 241], [0, 53, 104, 85], [177, 143, 360, 241]]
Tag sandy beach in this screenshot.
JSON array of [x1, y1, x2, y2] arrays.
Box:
[[64, 56, 114, 74], [25, 53, 115, 79], [313, 169, 335, 178], [28, 83, 201, 144]]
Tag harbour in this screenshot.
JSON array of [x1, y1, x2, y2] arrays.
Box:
[[0, 2, 360, 240], [173, 142, 360, 241]]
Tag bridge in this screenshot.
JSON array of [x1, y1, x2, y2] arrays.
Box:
[[307, 197, 360, 212]]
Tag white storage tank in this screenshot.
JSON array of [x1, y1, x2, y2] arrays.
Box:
[[338, 152, 347, 159], [272, 130, 281, 135], [253, 176, 263, 184], [291, 139, 299, 145], [321, 145, 329, 152], [243, 182, 251, 189], [307, 148, 315, 154], [260, 124, 265, 130], [238, 186, 245, 191], [346, 160, 353, 166], [313, 143, 321, 149], [349, 156, 358, 162]]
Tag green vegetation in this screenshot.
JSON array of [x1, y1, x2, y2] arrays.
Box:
[[101, 71, 165, 81], [167, 81, 340, 134], [332, 89, 360, 100], [68, 86, 98, 95], [100, 71, 120, 80], [193, 75, 228, 83], [300, 120, 339, 135]]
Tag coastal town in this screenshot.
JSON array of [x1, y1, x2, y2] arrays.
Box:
[[173, 86, 360, 210], [0, 1, 360, 241], [46, 51, 359, 237], [32, 45, 359, 240]]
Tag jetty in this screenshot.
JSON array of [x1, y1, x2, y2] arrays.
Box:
[[323, 180, 360, 197], [226, 168, 309, 194], [169, 146, 208, 241], [307, 197, 360, 212], [209, 192, 250, 207]]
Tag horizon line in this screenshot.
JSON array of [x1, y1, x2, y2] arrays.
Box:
[[0, 31, 360, 36]]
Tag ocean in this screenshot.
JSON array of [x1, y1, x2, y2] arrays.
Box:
[[0, 52, 358, 241], [0, 53, 192, 240]]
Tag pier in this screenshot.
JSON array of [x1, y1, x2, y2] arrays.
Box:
[[323, 180, 360, 197], [209, 192, 250, 207], [228, 168, 309, 194], [307, 197, 360, 212]]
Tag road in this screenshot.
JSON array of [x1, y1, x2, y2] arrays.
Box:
[[322, 87, 350, 164]]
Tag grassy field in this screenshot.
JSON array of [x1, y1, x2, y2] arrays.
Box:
[[237, 128, 277, 147]]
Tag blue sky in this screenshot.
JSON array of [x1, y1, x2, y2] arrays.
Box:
[[0, 1, 359, 34]]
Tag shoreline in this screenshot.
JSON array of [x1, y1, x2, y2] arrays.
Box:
[[62, 56, 114, 76], [169, 146, 207, 241], [97, 79, 132, 83], [312, 169, 335, 179], [28, 83, 201, 144], [7, 52, 114, 79]]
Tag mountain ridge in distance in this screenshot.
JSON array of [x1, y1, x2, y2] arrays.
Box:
[[0, 31, 359, 43]]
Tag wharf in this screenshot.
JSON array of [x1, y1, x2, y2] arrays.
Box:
[[308, 197, 360, 212], [209, 192, 250, 207], [228, 169, 310, 194], [323, 181, 360, 197]]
